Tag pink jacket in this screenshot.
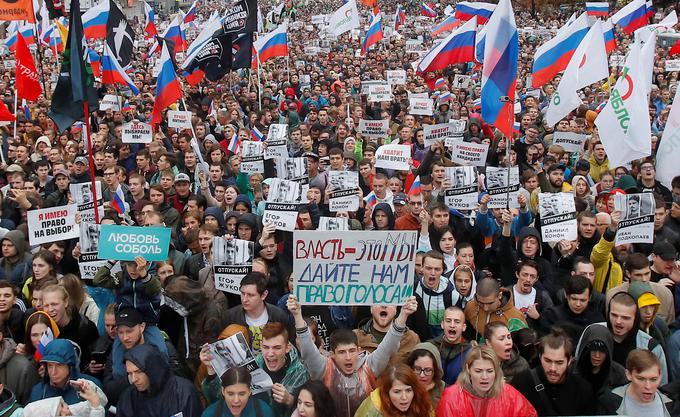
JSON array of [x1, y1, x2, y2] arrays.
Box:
[[436, 383, 537, 417]]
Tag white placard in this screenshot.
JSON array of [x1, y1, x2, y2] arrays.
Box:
[[208, 333, 273, 391], [357, 119, 390, 138], [263, 203, 299, 231], [212, 238, 254, 294], [387, 70, 407, 85], [452, 75, 471, 89], [443, 167, 478, 210], [552, 131, 589, 152], [99, 95, 121, 111], [240, 141, 265, 173], [409, 97, 433, 115], [485, 167, 520, 209], [328, 171, 359, 212], [367, 84, 392, 102], [610, 54, 625, 67], [122, 121, 153, 144], [167, 110, 193, 129], [450, 141, 489, 167], [423, 123, 455, 146], [70, 182, 105, 225], [264, 124, 288, 160], [361, 80, 389, 95], [375, 144, 411, 170], [318, 217, 349, 231], [27, 205, 80, 246], [666, 59, 680, 72], [613, 193, 656, 245], [405, 39, 423, 53], [538, 192, 578, 242]]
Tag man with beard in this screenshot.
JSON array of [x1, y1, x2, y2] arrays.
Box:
[[425, 307, 471, 385], [354, 305, 420, 365], [530, 164, 573, 211], [512, 329, 596, 415]]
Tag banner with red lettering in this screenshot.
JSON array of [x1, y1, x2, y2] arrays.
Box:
[[27, 205, 79, 245]]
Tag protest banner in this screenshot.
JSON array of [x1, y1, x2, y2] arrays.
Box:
[[609, 54, 625, 67], [452, 74, 471, 89], [264, 178, 301, 231], [450, 141, 490, 166], [552, 131, 589, 152], [78, 223, 122, 280], [276, 157, 309, 201], [386, 70, 407, 86], [409, 97, 433, 115], [357, 119, 390, 138], [328, 171, 359, 212], [613, 193, 656, 245], [443, 119, 467, 147], [405, 39, 423, 53], [27, 205, 79, 246], [264, 124, 288, 160], [423, 122, 455, 146], [70, 182, 104, 225], [167, 110, 193, 129], [367, 84, 392, 102], [318, 216, 349, 231], [443, 167, 478, 210], [122, 121, 153, 144], [666, 59, 680, 72], [293, 230, 417, 305], [99, 95, 120, 111], [361, 80, 389, 95], [485, 167, 520, 209], [240, 141, 265, 173], [98, 225, 171, 261], [212, 238, 254, 294], [209, 332, 273, 392], [538, 193, 577, 242], [375, 144, 411, 170]]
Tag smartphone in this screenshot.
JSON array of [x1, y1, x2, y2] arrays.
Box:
[[91, 351, 107, 364]]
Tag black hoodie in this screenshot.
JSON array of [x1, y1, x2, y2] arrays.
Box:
[[371, 202, 395, 230], [497, 226, 554, 290], [117, 344, 203, 417], [574, 323, 628, 396], [606, 292, 644, 367]]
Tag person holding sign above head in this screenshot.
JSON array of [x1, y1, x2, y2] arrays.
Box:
[[201, 365, 274, 417], [287, 294, 418, 417]]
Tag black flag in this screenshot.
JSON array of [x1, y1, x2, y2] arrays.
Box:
[[232, 33, 253, 69], [49, 0, 99, 133], [106, 0, 135, 67], [45, 0, 66, 19], [222, 0, 258, 34], [184, 34, 233, 82]]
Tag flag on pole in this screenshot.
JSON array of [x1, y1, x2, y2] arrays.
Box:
[[432, 15, 460, 37], [455, 2, 495, 24], [144, 2, 158, 39], [102, 43, 140, 94], [106, 0, 135, 67], [394, 5, 406, 32], [481, 0, 518, 140], [603, 19, 616, 53], [585, 2, 609, 17], [15, 33, 42, 101], [409, 176, 422, 195], [183, 0, 197, 24], [251, 126, 265, 141], [22, 99, 31, 120], [327, 0, 360, 36], [151, 41, 183, 125], [82, 0, 110, 39], [254, 22, 289, 63], [0, 100, 15, 122], [611, 0, 648, 34], [0, 0, 35, 23], [112, 184, 126, 214], [361, 13, 383, 54], [417, 17, 476, 75], [35, 327, 55, 361], [421, 2, 437, 18], [657, 76, 680, 188]]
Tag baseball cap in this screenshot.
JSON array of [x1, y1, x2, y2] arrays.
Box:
[[575, 159, 590, 172], [303, 152, 320, 161], [653, 241, 677, 261], [53, 168, 69, 178], [394, 193, 407, 206], [115, 307, 144, 327], [175, 173, 190, 183], [74, 156, 89, 165], [546, 163, 565, 174], [5, 164, 23, 173]]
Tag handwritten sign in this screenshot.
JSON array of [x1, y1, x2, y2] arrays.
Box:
[[409, 97, 433, 115], [167, 110, 193, 129], [293, 230, 417, 305], [357, 119, 390, 138], [27, 205, 79, 246], [122, 121, 153, 144], [423, 123, 455, 146], [375, 144, 411, 170]]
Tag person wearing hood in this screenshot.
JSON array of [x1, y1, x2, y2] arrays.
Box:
[[504, 260, 553, 331], [629, 282, 671, 347], [406, 343, 446, 408], [28, 339, 104, 405], [204, 206, 228, 236], [236, 213, 259, 242], [0, 323, 38, 404], [496, 219, 552, 291], [116, 344, 203, 417], [23, 379, 106, 417], [354, 305, 420, 366], [464, 278, 526, 342], [576, 292, 669, 384], [0, 230, 31, 285], [369, 203, 395, 231], [571, 174, 594, 211], [574, 323, 628, 397]]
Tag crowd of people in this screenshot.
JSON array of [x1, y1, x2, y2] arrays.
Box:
[[1, 0, 680, 416]]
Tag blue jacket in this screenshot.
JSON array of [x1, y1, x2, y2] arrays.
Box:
[[475, 206, 533, 238], [28, 339, 102, 405]]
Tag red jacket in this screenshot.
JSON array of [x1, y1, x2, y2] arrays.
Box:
[[436, 383, 537, 417]]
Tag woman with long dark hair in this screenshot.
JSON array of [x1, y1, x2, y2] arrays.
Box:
[[292, 380, 336, 417], [201, 366, 274, 417]]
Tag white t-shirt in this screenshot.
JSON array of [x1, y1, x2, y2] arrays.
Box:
[[513, 287, 536, 315]]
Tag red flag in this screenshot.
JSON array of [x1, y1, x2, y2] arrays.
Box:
[[15, 33, 42, 101], [671, 40, 680, 56], [0, 100, 15, 122]]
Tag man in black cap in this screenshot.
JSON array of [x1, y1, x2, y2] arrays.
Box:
[[651, 241, 678, 284]]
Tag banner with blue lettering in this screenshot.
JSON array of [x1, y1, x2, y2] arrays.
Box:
[[293, 230, 417, 305], [98, 225, 171, 261]]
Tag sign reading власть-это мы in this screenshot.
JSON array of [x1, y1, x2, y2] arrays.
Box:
[[97, 225, 171, 261], [293, 231, 416, 305]]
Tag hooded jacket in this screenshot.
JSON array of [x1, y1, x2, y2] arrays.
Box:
[[413, 277, 456, 340], [116, 344, 203, 417], [204, 207, 227, 235], [540, 298, 605, 343], [628, 281, 671, 346], [0, 389, 21, 417], [0, 230, 32, 285], [371, 203, 395, 230], [574, 323, 628, 396], [464, 288, 527, 341], [28, 339, 103, 405], [590, 228, 623, 294], [437, 383, 537, 417], [0, 338, 39, 404], [237, 213, 260, 242], [497, 227, 553, 290], [502, 346, 529, 383]]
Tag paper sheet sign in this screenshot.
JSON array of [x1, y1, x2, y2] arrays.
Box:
[[122, 121, 153, 143], [167, 110, 193, 129], [375, 144, 411, 170], [27, 205, 80, 246]]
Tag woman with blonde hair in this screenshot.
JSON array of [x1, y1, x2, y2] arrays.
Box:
[[436, 346, 536, 417], [354, 363, 433, 417]]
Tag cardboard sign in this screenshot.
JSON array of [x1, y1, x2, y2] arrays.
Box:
[[386, 70, 407, 85], [122, 121, 153, 144], [357, 119, 390, 138], [99, 95, 121, 111], [443, 167, 478, 210], [328, 171, 359, 212], [293, 230, 417, 305], [167, 110, 193, 129], [263, 203, 299, 231], [423, 123, 456, 146], [212, 238, 254, 294], [375, 144, 411, 170], [97, 225, 171, 261], [27, 205, 80, 246], [409, 97, 433, 115], [367, 84, 392, 102], [485, 167, 520, 209], [613, 193, 656, 245], [552, 131, 589, 152], [538, 192, 578, 242], [450, 141, 489, 167]]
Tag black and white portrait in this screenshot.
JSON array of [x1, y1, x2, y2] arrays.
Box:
[[80, 223, 101, 253], [213, 238, 254, 266]]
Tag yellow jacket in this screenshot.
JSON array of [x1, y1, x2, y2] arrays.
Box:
[[590, 230, 623, 294], [588, 154, 610, 183]]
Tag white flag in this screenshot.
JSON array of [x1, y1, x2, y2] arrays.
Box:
[[546, 20, 608, 126], [327, 0, 360, 36], [656, 83, 680, 188], [635, 10, 678, 43], [595, 35, 655, 167]]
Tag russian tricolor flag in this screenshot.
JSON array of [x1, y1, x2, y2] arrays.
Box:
[[612, 0, 649, 34], [183, 0, 198, 24], [455, 2, 496, 25], [395, 5, 406, 32], [35, 327, 55, 361], [646, 0, 655, 19], [251, 126, 265, 141], [144, 2, 158, 39], [586, 2, 609, 18], [481, 0, 518, 140], [254, 22, 289, 63], [112, 184, 126, 214], [366, 192, 378, 207], [603, 19, 616, 53], [409, 176, 422, 195], [432, 15, 461, 37], [531, 13, 589, 88], [151, 42, 183, 125], [87, 48, 102, 78], [122, 100, 132, 113], [82, 0, 109, 40], [421, 2, 437, 18], [361, 13, 384, 54], [22, 99, 31, 121], [417, 17, 477, 75], [228, 133, 241, 154], [102, 44, 140, 94]]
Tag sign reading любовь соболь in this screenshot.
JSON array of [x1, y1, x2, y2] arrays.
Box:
[[293, 231, 417, 306], [97, 225, 171, 261]]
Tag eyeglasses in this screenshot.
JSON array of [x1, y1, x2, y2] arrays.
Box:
[[413, 367, 434, 376]]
